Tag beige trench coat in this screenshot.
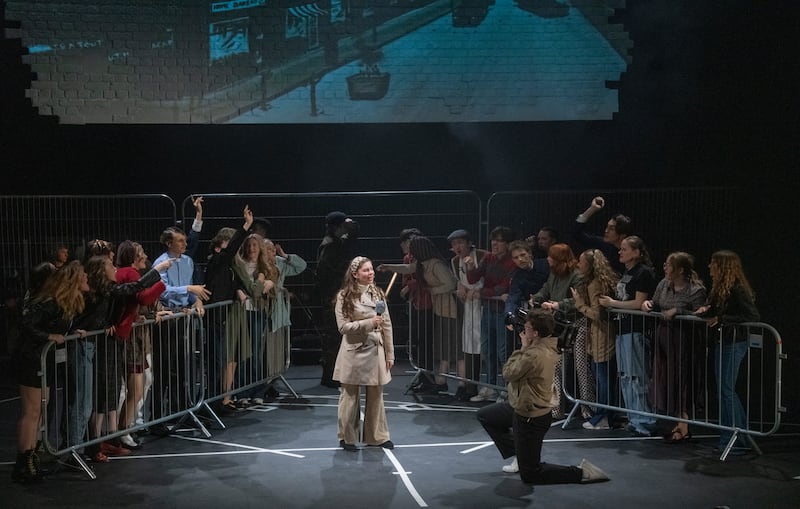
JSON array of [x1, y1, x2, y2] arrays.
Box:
[[332, 289, 394, 386]]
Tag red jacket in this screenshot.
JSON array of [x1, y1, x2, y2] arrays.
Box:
[[115, 267, 165, 340]]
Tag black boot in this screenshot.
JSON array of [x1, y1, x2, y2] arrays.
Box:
[[11, 450, 43, 483]]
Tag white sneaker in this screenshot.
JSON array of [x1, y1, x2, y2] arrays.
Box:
[[579, 458, 610, 483], [582, 417, 610, 430], [502, 457, 519, 473], [251, 398, 264, 405], [469, 387, 489, 402]]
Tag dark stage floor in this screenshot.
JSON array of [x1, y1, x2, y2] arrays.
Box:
[[2, 362, 799, 508]]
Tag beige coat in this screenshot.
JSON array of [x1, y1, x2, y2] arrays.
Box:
[[381, 259, 458, 318], [573, 278, 616, 362], [332, 288, 394, 386]]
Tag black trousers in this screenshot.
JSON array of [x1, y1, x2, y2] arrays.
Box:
[[478, 401, 582, 485]]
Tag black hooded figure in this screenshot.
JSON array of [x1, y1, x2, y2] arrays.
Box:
[[316, 211, 360, 387]]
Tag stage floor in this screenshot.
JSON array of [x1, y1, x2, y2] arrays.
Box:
[[2, 361, 799, 508]]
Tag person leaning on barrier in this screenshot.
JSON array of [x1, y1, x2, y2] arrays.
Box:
[[12, 261, 86, 483], [573, 196, 632, 275], [448, 229, 487, 401], [79, 254, 172, 462], [598, 235, 657, 436], [530, 243, 582, 420], [477, 309, 609, 484], [694, 250, 759, 454], [379, 236, 459, 394], [204, 205, 254, 413], [465, 226, 517, 402], [396, 227, 437, 394], [151, 223, 210, 428], [572, 249, 619, 430], [113, 241, 173, 451], [262, 238, 307, 399], [231, 232, 278, 407], [505, 240, 548, 321], [641, 252, 707, 443], [333, 256, 395, 451]]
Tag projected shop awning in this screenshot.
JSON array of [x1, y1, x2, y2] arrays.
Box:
[[287, 3, 328, 17]]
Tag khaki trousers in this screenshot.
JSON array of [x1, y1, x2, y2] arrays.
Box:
[[337, 384, 390, 445]]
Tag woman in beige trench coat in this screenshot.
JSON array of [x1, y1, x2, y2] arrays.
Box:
[[332, 256, 395, 451]]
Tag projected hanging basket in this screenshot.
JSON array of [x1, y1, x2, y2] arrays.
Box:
[[346, 65, 390, 101]]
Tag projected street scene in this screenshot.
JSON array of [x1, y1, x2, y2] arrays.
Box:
[[6, 0, 630, 124]]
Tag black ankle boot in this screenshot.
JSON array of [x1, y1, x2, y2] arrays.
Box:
[[11, 450, 43, 483]]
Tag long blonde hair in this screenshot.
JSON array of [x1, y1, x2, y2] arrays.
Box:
[[35, 260, 86, 320], [709, 250, 754, 306], [239, 234, 279, 288], [577, 249, 618, 300], [338, 256, 384, 318]]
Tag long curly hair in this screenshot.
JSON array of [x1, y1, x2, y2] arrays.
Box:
[[35, 260, 86, 320], [709, 250, 754, 306], [576, 249, 618, 300], [548, 243, 577, 277], [337, 256, 384, 319], [239, 234, 279, 286]]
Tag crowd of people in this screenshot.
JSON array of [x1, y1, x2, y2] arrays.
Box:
[[9, 197, 309, 482], [374, 195, 759, 483], [8, 195, 760, 488]]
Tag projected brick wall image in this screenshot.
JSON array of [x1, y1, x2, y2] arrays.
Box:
[[6, 0, 630, 124]]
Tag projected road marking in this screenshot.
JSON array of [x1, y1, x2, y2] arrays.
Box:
[[384, 448, 428, 508]]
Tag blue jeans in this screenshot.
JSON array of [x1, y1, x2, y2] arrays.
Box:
[[714, 340, 748, 448], [590, 360, 616, 426], [66, 339, 95, 448], [479, 303, 511, 386], [239, 310, 266, 399], [616, 332, 655, 433]]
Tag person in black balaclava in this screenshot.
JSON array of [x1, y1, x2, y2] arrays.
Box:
[[316, 211, 359, 388]]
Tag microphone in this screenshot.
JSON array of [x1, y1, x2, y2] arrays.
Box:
[[375, 300, 386, 331]]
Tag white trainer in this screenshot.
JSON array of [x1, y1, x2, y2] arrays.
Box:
[[580, 458, 610, 483], [469, 387, 489, 402], [502, 457, 519, 473], [582, 417, 610, 430]]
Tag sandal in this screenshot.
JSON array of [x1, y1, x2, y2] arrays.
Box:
[[663, 428, 691, 444]]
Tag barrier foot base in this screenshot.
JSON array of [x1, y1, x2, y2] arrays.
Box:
[[187, 410, 213, 438], [274, 375, 300, 399], [201, 401, 226, 430], [561, 401, 581, 430], [63, 449, 97, 480], [719, 429, 760, 461]]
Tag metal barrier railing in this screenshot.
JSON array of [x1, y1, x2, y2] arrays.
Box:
[[38, 299, 293, 479], [559, 308, 785, 461]]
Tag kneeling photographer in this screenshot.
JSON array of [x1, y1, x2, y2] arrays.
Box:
[[477, 309, 608, 485]]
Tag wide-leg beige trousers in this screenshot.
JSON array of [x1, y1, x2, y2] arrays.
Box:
[[337, 384, 390, 445]]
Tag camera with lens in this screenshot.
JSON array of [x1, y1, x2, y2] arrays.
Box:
[[555, 313, 578, 353], [505, 308, 528, 334], [507, 307, 578, 353]]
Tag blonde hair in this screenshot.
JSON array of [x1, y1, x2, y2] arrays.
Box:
[[577, 249, 618, 300], [239, 234, 279, 290], [35, 260, 85, 320]]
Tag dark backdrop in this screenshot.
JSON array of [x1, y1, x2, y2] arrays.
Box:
[[2, 1, 798, 416]]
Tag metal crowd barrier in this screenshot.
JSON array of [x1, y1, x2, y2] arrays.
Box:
[[559, 308, 785, 461], [406, 293, 510, 398], [37, 299, 293, 479]]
